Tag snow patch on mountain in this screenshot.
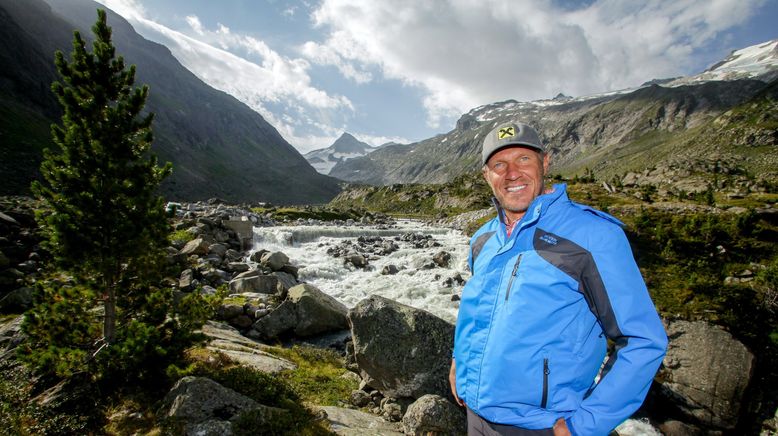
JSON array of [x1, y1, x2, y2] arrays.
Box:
[[304, 132, 376, 174]]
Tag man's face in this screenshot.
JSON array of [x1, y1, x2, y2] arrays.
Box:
[[482, 146, 550, 222]]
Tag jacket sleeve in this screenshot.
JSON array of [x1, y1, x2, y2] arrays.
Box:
[[567, 225, 667, 436]]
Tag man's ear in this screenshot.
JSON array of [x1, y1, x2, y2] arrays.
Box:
[[542, 153, 550, 174], [482, 165, 491, 184]]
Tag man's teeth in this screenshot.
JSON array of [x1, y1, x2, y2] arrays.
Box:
[[506, 185, 526, 192]]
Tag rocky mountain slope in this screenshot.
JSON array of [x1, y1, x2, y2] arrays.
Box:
[[331, 40, 778, 190], [303, 132, 376, 175], [0, 0, 340, 204]]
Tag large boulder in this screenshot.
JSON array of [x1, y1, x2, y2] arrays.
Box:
[[402, 394, 466, 436], [289, 284, 349, 337], [158, 376, 285, 435], [229, 270, 279, 294], [201, 321, 296, 373], [348, 295, 454, 400], [260, 251, 289, 271], [658, 320, 754, 430], [248, 284, 349, 340]]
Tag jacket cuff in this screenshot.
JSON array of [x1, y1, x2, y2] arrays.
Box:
[[565, 418, 578, 436]]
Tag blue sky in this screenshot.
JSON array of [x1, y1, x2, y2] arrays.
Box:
[[94, 0, 777, 153]]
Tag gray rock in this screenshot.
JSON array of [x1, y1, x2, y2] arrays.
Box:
[[659, 320, 754, 430], [349, 295, 455, 400], [381, 265, 399, 275], [217, 304, 245, 320], [179, 269, 194, 290], [0, 287, 34, 313], [0, 287, 34, 312], [318, 406, 404, 435], [225, 249, 243, 262], [208, 243, 229, 258], [350, 389, 372, 407], [180, 238, 210, 256], [402, 394, 466, 436], [288, 283, 348, 337], [229, 274, 278, 294], [345, 254, 368, 269], [273, 271, 298, 294], [249, 300, 298, 340], [159, 376, 284, 431], [227, 262, 250, 273], [188, 420, 233, 436], [261, 251, 289, 271], [432, 251, 451, 268], [249, 249, 268, 263], [201, 321, 296, 373], [249, 284, 348, 339], [658, 420, 703, 436], [199, 285, 218, 296]]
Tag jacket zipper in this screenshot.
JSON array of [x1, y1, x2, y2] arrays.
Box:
[[504, 254, 522, 301], [541, 358, 550, 408]]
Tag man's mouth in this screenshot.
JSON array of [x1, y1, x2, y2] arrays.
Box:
[[506, 185, 527, 193]]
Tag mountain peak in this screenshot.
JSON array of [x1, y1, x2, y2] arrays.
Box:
[[304, 133, 375, 175], [331, 132, 370, 154]]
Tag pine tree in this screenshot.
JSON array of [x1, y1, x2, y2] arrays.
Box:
[[23, 9, 179, 377]]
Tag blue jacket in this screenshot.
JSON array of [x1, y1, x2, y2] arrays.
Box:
[[453, 184, 667, 435]]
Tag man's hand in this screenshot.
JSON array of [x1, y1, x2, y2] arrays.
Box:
[[553, 418, 571, 436], [449, 359, 464, 407]]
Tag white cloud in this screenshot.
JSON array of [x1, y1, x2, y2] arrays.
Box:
[[307, 0, 765, 128], [94, 1, 355, 151]]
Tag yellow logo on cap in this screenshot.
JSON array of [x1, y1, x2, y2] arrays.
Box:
[[498, 126, 515, 139]]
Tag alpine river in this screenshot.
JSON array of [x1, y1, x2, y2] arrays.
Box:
[[251, 219, 470, 324]]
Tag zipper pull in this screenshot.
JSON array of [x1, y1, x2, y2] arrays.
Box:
[[504, 254, 523, 301], [511, 254, 522, 276]]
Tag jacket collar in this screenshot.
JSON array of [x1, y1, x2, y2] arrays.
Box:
[[491, 183, 568, 230]]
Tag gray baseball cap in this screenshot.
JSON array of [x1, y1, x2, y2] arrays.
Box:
[[481, 121, 544, 165]]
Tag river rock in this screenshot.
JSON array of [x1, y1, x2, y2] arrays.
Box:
[[381, 264, 399, 275], [260, 251, 289, 271], [432, 251, 451, 268], [345, 254, 368, 269], [348, 295, 455, 400], [402, 394, 466, 436], [658, 319, 754, 430]]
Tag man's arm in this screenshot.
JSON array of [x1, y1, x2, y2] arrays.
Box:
[[449, 359, 464, 406], [567, 226, 667, 435]]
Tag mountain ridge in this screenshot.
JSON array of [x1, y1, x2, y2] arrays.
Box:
[[0, 0, 340, 204], [330, 39, 778, 188]]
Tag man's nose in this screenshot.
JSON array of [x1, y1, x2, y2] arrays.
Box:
[[504, 162, 521, 179]]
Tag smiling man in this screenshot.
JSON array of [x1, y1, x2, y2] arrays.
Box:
[[450, 121, 667, 436]]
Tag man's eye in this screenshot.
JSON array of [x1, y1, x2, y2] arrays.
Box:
[[492, 163, 506, 172]]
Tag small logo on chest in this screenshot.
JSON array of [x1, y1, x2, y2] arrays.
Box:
[[539, 234, 558, 245]]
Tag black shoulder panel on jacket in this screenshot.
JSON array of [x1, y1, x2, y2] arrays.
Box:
[[471, 231, 496, 264], [532, 228, 623, 338]]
